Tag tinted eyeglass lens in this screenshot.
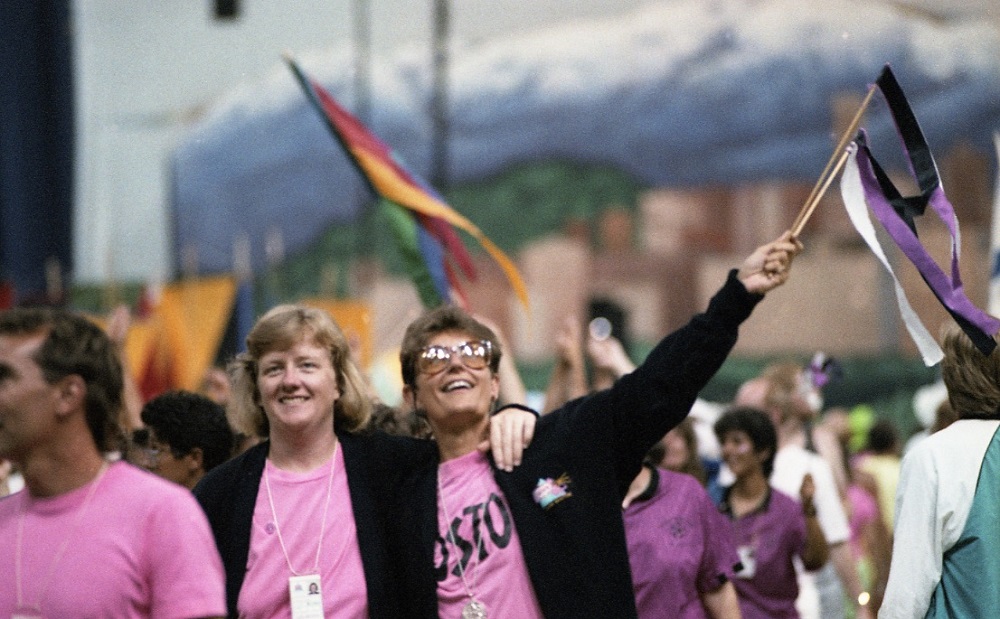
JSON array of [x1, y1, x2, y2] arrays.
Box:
[[417, 341, 491, 374], [419, 346, 452, 375], [460, 341, 490, 369]]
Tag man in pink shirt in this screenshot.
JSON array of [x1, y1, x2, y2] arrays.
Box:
[[0, 307, 226, 618]]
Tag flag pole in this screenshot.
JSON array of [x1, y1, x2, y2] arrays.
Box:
[[791, 83, 878, 237], [791, 149, 852, 238]]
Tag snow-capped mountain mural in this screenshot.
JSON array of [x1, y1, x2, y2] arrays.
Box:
[[173, 0, 1000, 274]]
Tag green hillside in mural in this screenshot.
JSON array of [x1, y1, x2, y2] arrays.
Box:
[[270, 160, 645, 300]]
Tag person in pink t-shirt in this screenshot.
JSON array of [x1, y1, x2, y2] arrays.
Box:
[[0, 307, 226, 618], [193, 304, 536, 619], [391, 233, 802, 619]]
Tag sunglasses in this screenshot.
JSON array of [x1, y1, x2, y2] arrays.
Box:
[[417, 340, 493, 376]]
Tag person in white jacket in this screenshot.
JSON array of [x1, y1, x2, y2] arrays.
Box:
[[880, 323, 1000, 618]]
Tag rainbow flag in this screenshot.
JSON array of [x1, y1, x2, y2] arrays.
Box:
[[285, 56, 529, 310]]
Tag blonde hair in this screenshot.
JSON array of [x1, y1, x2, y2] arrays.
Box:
[[760, 362, 808, 423], [940, 322, 1000, 420], [227, 304, 372, 437]]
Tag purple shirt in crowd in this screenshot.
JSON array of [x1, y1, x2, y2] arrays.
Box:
[[719, 486, 806, 619], [624, 468, 739, 619]]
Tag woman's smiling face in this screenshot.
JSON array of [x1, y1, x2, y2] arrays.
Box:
[[720, 429, 767, 480], [406, 330, 499, 432], [256, 336, 340, 435]]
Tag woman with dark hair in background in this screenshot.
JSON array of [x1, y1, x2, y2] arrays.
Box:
[[714, 406, 829, 619]]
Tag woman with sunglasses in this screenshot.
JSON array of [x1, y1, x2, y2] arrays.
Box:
[[193, 304, 535, 619], [387, 232, 802, 619]]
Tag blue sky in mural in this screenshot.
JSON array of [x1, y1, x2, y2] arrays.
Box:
[[174, 0, 1000, 274]]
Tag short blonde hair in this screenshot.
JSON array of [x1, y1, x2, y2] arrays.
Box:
[[227, 305, 372, 437], [940, 322, 1000, 420]]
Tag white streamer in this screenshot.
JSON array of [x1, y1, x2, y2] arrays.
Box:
[[840, 143, 944, 366]]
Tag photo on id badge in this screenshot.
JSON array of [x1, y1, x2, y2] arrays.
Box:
[[290, 574, 324, 619]]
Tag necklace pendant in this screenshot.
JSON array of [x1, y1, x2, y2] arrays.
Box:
[[462, 599, 487, 619]]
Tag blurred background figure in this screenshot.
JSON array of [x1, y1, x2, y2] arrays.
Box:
[[133, 389, 236, 490], [541, 314, 742, 618], [623, 448, 742, 619], [714, 406, 829, 619], [646, 417, 708, 487], [881, 324, 1000, 618], [853, 420, 901, 535], [735, 362, 870, 619], [200, 364, 233, 406]]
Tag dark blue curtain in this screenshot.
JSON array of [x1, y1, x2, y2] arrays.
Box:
[[0, 0, 73, 305]]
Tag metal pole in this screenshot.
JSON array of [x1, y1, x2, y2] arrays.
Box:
[[430, 0, 450, 189], [352, 0, 373, 297]]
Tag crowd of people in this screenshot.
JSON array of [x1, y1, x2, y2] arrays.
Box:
[[0, 228, 993, 619]]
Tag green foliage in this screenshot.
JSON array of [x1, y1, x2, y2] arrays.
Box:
[[445, 160, 644, 252]]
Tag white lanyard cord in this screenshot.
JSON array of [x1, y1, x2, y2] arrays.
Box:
[[263, 442, 338, 576], [15, 460, 109, 612]]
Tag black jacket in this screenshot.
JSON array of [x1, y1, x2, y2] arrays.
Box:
[[387, 271, 760, 618], [193, 427, 435, 618]]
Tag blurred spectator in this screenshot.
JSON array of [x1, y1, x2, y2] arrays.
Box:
[[0, 307, 225, 616], [647, 417, 708, 486], [736, 363, 870, 619], [370, 401, 431, 439], [136, 389, 236, 489], [200, 364, 232, 406], [715, 406, 829, 619], [624, 457, 742, 618], [854, 420, 901, 533], [881, 324, 1000, 617]]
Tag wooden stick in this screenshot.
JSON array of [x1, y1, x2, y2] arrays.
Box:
[[791, 148, 851, 237], [791, 83, 878, 236]]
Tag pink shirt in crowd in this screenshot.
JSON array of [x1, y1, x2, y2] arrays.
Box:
[[436, 449, 544, 619], [0, 460, 226, 619], [624, 468, 740, 619], [239, 447, 367, 618]]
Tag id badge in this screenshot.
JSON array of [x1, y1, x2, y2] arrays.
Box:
[[289, 574, 324, 619], [736, 545, 756, 579]]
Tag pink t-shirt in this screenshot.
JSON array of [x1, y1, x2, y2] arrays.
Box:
[[847, 483, 878, 559], [0, 460, 226, 619], [239, 447, 367, 618], [436, 450, 543, 619]]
